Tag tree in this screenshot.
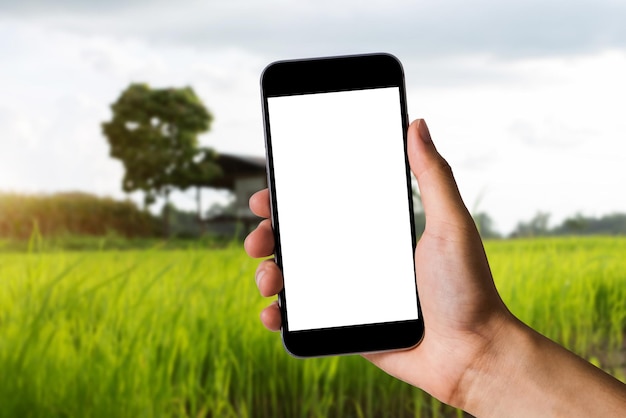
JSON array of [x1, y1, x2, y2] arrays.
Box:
[[102, 83, 221, 235], [553, 213, 626, 236], [511, 211, 551, 238]]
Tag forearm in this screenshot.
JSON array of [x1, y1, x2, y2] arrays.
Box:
[[461, 317, 626, 417]]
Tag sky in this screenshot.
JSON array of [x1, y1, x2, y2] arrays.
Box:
[[1, 0, 625, 234]]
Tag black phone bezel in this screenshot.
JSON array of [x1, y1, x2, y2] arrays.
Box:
[[260, 53, 424, 358]]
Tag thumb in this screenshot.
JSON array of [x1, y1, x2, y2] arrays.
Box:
[[408, 119, 472, 230]]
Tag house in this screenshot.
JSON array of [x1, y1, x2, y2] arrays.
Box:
[[204, 153, 267, 236]]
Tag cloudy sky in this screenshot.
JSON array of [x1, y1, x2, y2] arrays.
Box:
[[1, 0, 625, 234]]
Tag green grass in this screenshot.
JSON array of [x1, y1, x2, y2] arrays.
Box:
[[0, 233, 237, 253], [0, 237, 624, 417], [487, 237, 626, 378]]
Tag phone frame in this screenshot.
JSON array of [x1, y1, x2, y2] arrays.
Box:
[[260, 53, 424, 357]]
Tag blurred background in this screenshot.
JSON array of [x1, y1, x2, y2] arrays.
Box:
[[2, 0, 625, 236], [1, 1, 626, 417]]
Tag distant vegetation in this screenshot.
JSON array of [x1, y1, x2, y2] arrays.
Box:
[[511, 212, 626, 238], [0, 192, 158, 240], [414, 199, 626, 239], [2, 191, 625, 248], [0, 192, 243, 251]]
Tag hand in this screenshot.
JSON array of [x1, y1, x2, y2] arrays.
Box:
[[245, 118, 508, 405], [244, 119, 626, 417]]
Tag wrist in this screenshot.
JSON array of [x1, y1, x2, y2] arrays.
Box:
[[457, 313, 626, 418], [453, 312, 535, 417]]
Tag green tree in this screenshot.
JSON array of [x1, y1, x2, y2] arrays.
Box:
[[511, 211, 551, 238], [102, 83, 220, 235]]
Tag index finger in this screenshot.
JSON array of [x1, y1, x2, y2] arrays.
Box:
[[249, 188, 271, 218]]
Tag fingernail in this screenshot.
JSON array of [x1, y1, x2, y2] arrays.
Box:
[[417, 119, 432, 143], [255, 269, 265, 288]]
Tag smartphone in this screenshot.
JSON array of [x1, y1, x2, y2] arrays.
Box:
[[260, 53, 423, 357]]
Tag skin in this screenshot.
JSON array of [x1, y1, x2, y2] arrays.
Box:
[[244, 119, 626, 417]]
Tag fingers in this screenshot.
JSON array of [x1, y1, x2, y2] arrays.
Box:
[[255, 259, 284, 297], [249, 189, 270, 218], [260, 301, 282, 331], [244, 219, 274, 258], [407, 119, 472, 228], [245, 189, 282, 330], [256, 260, 283, 331]]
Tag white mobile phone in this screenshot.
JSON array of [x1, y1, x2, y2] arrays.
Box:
[[260, 53, 423, 357]]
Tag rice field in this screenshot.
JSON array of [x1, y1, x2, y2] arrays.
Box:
[[0, 237, 624, 417]]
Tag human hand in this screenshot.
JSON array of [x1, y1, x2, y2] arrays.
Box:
[[245, 119, 512, 408], [244, 119, 626, 417]]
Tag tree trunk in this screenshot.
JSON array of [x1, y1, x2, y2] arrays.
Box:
[[163, 188, 171, 238]]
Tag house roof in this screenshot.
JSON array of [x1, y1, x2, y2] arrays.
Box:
[[207, 153, 267, 190]]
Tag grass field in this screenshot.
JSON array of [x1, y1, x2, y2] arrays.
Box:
[[0, 237, 624, 417]]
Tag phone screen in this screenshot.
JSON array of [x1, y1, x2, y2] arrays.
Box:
[[267, 86, 419, 332]]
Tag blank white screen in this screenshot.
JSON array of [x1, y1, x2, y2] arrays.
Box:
[[267, 87, 418, 331]]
